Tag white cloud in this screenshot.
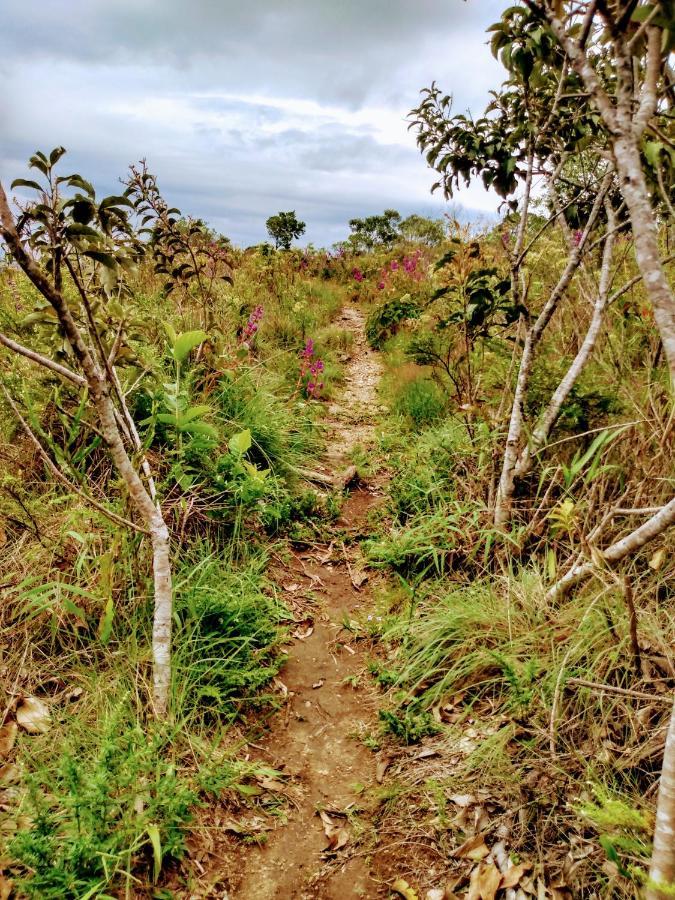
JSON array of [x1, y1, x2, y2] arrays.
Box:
[[0, 0, 506, 245]]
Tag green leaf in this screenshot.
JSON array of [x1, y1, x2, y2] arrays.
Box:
[[180, 405, 212, 424], [229, 428, 252, 456], [172, 329, 207, 363], [146, 823, 162, 883], [65, 174, 96, 197], [84, 250, 118, 269], [181, 421, 219, 440], [99, 194, 133, 209], [164, 322, 177, 346], [98, 597, 114, 645], [65, 223, 102, 239], [49, 146, 67, 166], [10, 178, 43, 192]]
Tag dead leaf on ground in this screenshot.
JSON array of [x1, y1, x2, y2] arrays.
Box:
[[273, 677, 289, 697], [501, 862, 533, 889], [0, 723, 17, 756], [283, 582, 301, 593], [351, 570, 368, 588], [65, 686, 84, 702], [0, 875, 12, 900], [467, 863, 501, 900], [16, 697, 51, 734], [448, 793, 475, 808], [292, 623, 314, 640], [453, 833, 490, 861], [412, 748, 439, 761], [392, 878, 419, 900], [255, 775, 286, 792], [478, 864, 503, 900], [0, 763, 20, 783], [319, 810, 349, 853], [649, 547, 666, 570]]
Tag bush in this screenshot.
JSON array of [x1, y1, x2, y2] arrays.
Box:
[[9, 711, 195, 898], [393, 377, 447, 429], [365, 294, 420, 349], [173, 554, 285, 720]]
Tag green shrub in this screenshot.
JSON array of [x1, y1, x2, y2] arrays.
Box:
[[216, 370, 316, 474], [379, 705, 441, 744], [365, 294, 420, 349], [9, 711, 195, 899], [393, 377, 447, 429], [173, 554, 285, 720]]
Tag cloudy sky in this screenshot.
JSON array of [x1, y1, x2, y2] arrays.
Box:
[[0, 1, 506, 247]]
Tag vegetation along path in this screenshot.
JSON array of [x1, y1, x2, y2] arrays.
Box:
[[231, 304, 385, 898]]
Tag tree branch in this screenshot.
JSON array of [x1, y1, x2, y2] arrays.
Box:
[[2, 387, 148, 534], [0, 332, 86, 387]]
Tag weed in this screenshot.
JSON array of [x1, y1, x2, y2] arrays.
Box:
[[9, 709, 195, 898], [379, 705, 441, 744], [392, 377, 447, 429]]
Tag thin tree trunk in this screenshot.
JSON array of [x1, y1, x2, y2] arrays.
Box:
[[151, 515, 173, 715], [534, 7, 675, 387], [493, 180, 610, 528], [0, 182, 173, 718], [647, 698, 675, 899], [515, 212, 616, 479], [613, 136, 675, 387], [547, 494, 675, 601]]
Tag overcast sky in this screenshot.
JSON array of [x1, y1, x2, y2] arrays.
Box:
[[0, 1, 506, 247]]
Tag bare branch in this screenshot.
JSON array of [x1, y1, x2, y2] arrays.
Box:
[[547, 494, 675, 600], [634, 27, 662, 138], [0, 331, 86, 387]]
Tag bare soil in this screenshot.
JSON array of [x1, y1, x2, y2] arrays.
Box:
[[189, 304, 390, 898]]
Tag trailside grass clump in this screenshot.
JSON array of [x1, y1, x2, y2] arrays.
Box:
[[8, 707, 196, 899], [365, 567, 675, 892], [172, 551, 286, 723]]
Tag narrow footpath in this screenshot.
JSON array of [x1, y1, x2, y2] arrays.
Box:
[[233, 304, 386, 898]]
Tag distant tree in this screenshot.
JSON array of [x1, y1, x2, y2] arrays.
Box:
[[399, 214, 446, 246], [348, 209, 402, 251], [266, 210, 306, 250]]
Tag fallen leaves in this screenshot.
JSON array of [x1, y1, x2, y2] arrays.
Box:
[[501, 862, 532, 889], [467, 863, 501, 900], [292, 621, 314, 640], [319, 810, 349, 853], [376, 753, 392, 783], [454, 833, 490, 861], [0, 723, 17, 756], [15, 697, 51, 734]]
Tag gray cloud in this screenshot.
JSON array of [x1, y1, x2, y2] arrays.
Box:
[[0, 0, 505, 245]]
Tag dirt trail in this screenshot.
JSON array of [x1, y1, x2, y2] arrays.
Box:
[[233, 305, 385, 899]]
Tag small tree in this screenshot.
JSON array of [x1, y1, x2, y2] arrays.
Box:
[[348, 209, 402, 251], [0, 149, 174, 718], [399, 213, 446, 246], [265, 210, 306, 250]]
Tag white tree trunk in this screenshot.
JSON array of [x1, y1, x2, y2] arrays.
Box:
[[0, 183, 173, 718], [494, 181, 609, 528], [647, 698, 675, 899], [150, 516, 173, 717], [515, 214, 616, 479], [613, 136, 675, 388]]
